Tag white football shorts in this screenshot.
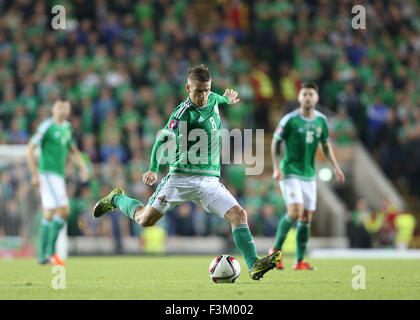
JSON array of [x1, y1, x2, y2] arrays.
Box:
[[39, 173, 69, 209], [279, 178, 317, 211], [148, 173, 239, 218]]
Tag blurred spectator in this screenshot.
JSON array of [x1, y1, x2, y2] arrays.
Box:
[[322, 69, 344, 110], [366, 97, 389, 149], [377, 109, 402, 180], [330, 107, 357, 146], [363, 208, 385, 248], [278, 64, 301, 104], [258, 204, 280, 237], [294, 47, 323, 82], [377, 198, 399, 248], [100, 134, 128, 164], [251, 62, 273, 127], [170, 203, 198, 237], [4, 200, 22, 237], [336, 82, 363, 125], [346, 36, 366, 66], [395, 211, 417, 250], [346, 199, 372, 248], [141, 225, 167, 254]]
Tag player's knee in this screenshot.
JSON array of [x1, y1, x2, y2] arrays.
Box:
[[56, 206, 70, 219], [137, 215, 156, 227], [299, 211, 312, 222], [43, 210, 54, 220], [135, 209, 156, 227], [227, 207, 247, 225], [289, 204, 303, 220], [140, 218, 156, 227]]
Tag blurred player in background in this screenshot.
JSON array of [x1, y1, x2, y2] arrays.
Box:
[[270, 83, 345, 270], [27, 99, 89, 265], [93, 64, 281, 280]]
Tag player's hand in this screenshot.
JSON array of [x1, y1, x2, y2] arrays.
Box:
[[31, 175, 40, 187], [334, 167, 345, 184], [223, 89, 240, 104], [143, 171, 158, 186], [80, 166, 89, 183], [272, 168, 283, 181]]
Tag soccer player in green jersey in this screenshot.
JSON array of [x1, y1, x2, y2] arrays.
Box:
[[27, 99, 89, 265], [269, 82, 345, 270], [93, 64, 281, 280]]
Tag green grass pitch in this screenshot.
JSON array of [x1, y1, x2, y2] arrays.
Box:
[[0, 255, 419, 300]]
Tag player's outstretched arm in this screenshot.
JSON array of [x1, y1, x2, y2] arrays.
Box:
[[271, 138, 283, 180], [143, 131, 172, 186], [70, 144, 89, 182], [321, 142, 345, 183], [223, 89, 240, 104], [26, 142, 40, 187]]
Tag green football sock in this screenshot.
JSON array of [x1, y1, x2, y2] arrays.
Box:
[[296, 221, 311, 261], [113, 194, 144, 220], [39, 218, 51, 260], [232, 224, 259, 270], [273, 214, 296, 251], [47, 215, 66, 256]]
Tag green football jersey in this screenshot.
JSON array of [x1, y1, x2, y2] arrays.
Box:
[[30, 117, 75, 177], [154, 92, 229, 177], [273, 109, 329, 180]]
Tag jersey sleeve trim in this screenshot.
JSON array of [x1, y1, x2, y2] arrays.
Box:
[[273, 109, 298, 140], [30, 118, 53, 146], [280, 109, 299, 126], [174, 99, 192, 120]]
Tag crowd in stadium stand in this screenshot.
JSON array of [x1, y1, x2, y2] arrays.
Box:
[[0, 0, 419, 250], [251, 0, 420, 191]]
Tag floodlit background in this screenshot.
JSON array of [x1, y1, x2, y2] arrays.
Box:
[[0, 0, 419, 259]]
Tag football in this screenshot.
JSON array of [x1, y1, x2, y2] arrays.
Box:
[[209, 255, 241, 283]]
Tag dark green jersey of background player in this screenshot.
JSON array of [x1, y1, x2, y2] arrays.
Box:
[[149, 92, 229, 177], [273, 109, 329, 181], [30, 118, 75, 177]]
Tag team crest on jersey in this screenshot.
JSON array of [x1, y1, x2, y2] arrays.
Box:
[[317, 127, 322, 133], [169, 120, 178, 130], [158, 195, 168, 206]]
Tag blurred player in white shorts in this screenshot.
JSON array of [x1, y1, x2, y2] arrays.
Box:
[[27, 99, 89, 265], [279, 178, 317, 212], [270, 82, 345, 270]]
